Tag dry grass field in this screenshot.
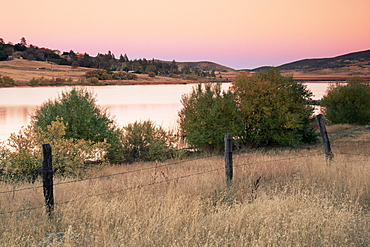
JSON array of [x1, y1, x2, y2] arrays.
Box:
[[0, 59, 210, 86], [0, 124, 369, 246], [0, 60, 93, 86]]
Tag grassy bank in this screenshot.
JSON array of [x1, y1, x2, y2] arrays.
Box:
[[0, 125, 369, 246]]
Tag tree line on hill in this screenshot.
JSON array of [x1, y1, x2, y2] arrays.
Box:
[[0, 37, 218, 79]]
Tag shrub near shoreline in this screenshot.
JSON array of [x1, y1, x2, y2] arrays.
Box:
[[321, 76, 370, 124], [0, 87, 180, 181], [0, 75, 15, 87]]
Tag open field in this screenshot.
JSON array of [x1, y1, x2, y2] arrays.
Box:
[[0, 59, 212, 86], [0, 124, 369, 246], [0, 59, 93, 85]]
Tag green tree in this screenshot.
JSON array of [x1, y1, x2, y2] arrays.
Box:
[[321, 77, 370, 124], [178, 83, 244, 151], [121, 120, 176, 162], [20, 37, 27, 47], [0, 50, 8, 61], [71, 60, 79, 69], [32, 87, 124, 163], [232, 69, 316, 146]]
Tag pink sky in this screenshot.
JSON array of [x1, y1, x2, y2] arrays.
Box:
[[1, 0, 369, 69]]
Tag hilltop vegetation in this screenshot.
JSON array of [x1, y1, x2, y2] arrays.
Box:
[[0, 37, 231, 86]]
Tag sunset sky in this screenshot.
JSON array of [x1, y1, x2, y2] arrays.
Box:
[[1, 0, 369, 69]]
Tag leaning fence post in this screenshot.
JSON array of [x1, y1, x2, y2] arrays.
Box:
[[317, 114, 334, 163], [42, 143, 54, 218], [224, 133, 233, 186]]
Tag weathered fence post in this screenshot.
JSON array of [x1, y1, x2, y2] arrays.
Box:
[[224, 133, 233, 186], [317, 114, 334, 163], [42, 144, 54, 218]]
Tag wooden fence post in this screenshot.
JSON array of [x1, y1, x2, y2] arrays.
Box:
[[317, 114, 334, 163], [224, 133, 233, 186], [42, 144, 54, 218]]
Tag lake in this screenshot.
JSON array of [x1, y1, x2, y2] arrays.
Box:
[[0, 82, 333, 142]]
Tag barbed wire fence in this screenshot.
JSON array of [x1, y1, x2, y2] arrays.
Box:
[[1, 122, 369, 216], [1, 144, 368, 216]]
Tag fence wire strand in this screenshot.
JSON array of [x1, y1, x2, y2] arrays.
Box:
[[0, 155, 211, 195], [1, 142, 368, 215], [0, 205, 44, 215], [0, 185, 44, 195]]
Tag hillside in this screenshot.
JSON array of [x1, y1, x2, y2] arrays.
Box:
[[250, 49, 370, 80], [0, 59, 200, 86], [0, 59, 93, 85], [176, 61, 235, 72], [278, 49, 370, 71], [0, 59, 239, 86]]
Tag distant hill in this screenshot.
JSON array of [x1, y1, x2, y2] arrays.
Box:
[[250, 49, 370, 73], [176, 61, 235, 72]]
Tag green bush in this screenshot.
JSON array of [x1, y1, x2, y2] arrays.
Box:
[[178, 83, 245, 151], [0, 75, 15, 87], [185, 74, 199, 81], [232, 69, 316, 146], [37, 120, 110, 176], [29, 77, 41, 86], [0, 120, 110, 182], [0, 125, 41, 182], [32, 87, 124, 163], [114, 71, 138, 80], [121, 120, 177, 162], [87, 76, 100, 84], [321, 77, 370, 124], [28, 77, 74, 86], [0, 50, 8, 61], [85, 69, 111, 80]]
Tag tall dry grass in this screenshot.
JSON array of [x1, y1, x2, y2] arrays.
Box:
[[0, 125, 369, 246]]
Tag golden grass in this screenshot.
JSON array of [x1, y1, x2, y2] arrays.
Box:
[[0, 59, 93, 85], [0, 125, 369, 246], [0, 59, 200, 86]]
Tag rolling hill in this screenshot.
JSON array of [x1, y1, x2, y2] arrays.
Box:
[[249, 49, 370, 79]]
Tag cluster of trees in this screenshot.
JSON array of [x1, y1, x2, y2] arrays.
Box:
[[179, 69, 318, 150], [321, 77, 370, 125], [0, 37, 219, 80], [84, 69, 138, 81], [0, 37, 60, 62]]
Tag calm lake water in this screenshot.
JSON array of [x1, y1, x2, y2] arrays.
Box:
[[0, 82, 333, 142]]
